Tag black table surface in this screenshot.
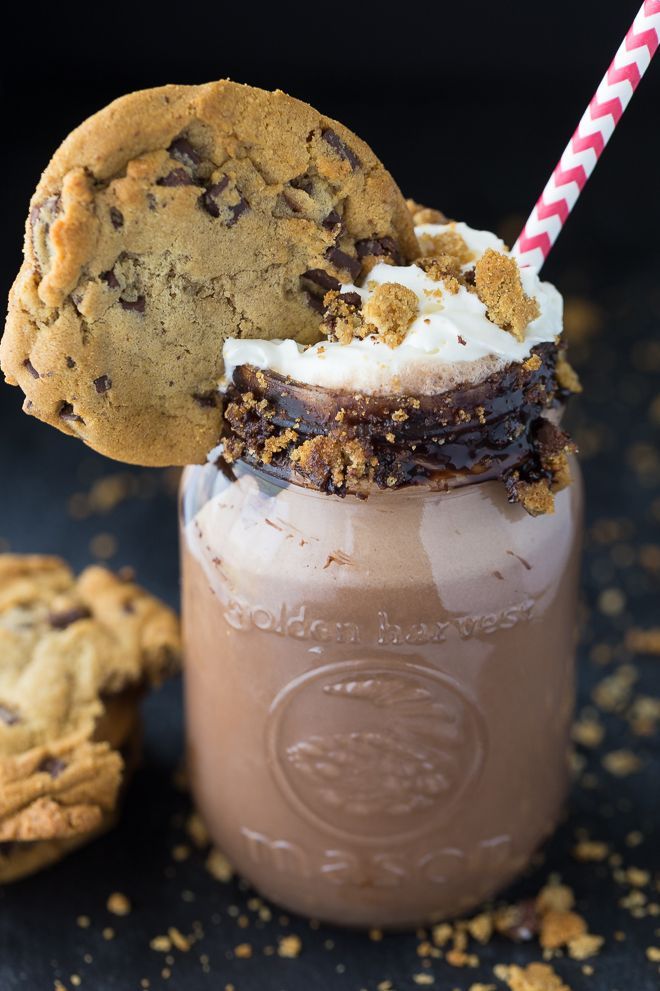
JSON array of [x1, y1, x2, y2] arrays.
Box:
[[1, 79, 660, 991]]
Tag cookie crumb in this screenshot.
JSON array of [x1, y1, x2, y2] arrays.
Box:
[[474, 249, 539, 339], [363, 283, 419, 348]]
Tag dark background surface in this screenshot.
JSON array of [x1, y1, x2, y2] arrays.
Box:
[[1, 1, 660, 988]]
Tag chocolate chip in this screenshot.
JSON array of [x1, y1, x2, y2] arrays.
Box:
[[157, 168, 196, 188], [49, 605, 92, 629], [38, 756, 67, 778], [457, 335, 467, 346], [168, 137, 201, 168], [199, 177, 229, 218], [464, 267, 476, 287], [325, 246, 361, 281], [338, 291, 362, 309], [227, 198, 249, 227], [110, 207, 124, 230], [0, 703, 20, 726], [101, 269, 120, 289], [66, 357, 76, 369], [356, 237, 402, 264], [193, 392, 219, 408], [279, 192, 303, 214], [94, 375, 112, 394], [321, 128, 360, 170], [200, 177, 249, 225], [119, 296, 145, 314], [301, 269, 341, 292], [303, 292, 325, 313], [58, 402, 84, 424], [23, 358, 40, 379], [322, 209, 342, 230], [290, 174, 314, 194]]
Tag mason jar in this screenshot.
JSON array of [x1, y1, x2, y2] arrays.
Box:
[[179, 443, 582, 928]]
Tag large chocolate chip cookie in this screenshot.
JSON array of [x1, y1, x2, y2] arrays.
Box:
[[1, 80, 418, 465]]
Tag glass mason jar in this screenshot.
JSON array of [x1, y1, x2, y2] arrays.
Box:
[[180, 454, 583, 928]]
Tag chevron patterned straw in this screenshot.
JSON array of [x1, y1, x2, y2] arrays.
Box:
[[512, 0, 660, 270]]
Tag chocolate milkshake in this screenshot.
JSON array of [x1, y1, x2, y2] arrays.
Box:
[[180, 214, 583, 927]]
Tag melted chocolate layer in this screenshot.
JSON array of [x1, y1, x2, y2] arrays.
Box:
[[221, 342, 574, 504]]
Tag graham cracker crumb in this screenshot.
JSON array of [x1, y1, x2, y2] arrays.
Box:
[[392, 408, 409, 422], [406, 198, 449, 225], [556, 353, 582, 393], [540, 910, 587, 949], [467, 913, 494, 944], [107, 892, 131, 916], [418, 227, 474, 267], [572, 717, 604, 749], [516, 480, 555, 517], [417, 255, 463, 282], [150, 935, 172, 953], [494, 963, 569, 991], [573, 839, 609, 862], [602, 748, 641, 776], [536, 883, 575, 915], [567, 934, 604, 960], [185, 812, 210, 848], [363, 283, 419, 348], [290, 435, 372, 490], [168, 927, 191, 952], [446, 948, 479, 967], [474, 249, 540, 339], [206, 847, 233, 883], [262, 428, 298, 464], [626, 627, 660, 655], [278, 935, 302, 958], [524, 354, 542, 372]]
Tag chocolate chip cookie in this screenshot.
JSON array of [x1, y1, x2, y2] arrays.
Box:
[[0, 554, 180, 882], [1, 80, 418, 466]]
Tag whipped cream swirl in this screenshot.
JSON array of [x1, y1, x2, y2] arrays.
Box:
[[222, 222, 562, 395]]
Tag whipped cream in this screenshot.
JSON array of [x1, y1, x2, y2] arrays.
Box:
[[222, 222, 562, 395]]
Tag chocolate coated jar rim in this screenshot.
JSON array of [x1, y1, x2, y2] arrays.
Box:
[[220, 342, 569, 501]]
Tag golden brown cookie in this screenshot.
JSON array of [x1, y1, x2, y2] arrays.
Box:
[[0, 554, 180, 881], [1, 80, 418, 466]]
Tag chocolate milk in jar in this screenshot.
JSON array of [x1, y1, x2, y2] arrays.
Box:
[[180, 361, 583, 928]]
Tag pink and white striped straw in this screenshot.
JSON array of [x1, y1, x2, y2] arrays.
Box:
[[512, 0, 660, 271]]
